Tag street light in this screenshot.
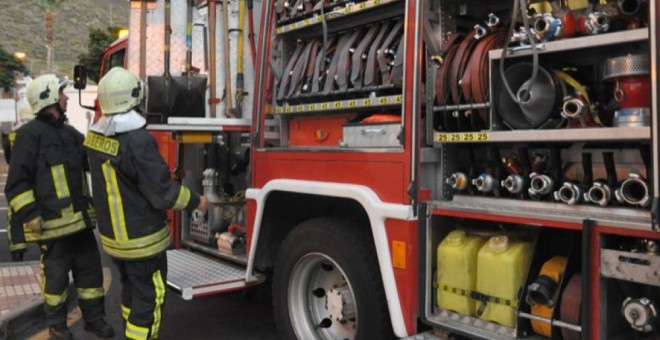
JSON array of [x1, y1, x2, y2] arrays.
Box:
[[14, 52, 26, 60]]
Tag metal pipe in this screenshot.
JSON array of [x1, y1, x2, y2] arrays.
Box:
[[519, 312, 582, 332], [433, 102, 491, 112], [208, 0, 218, 117]]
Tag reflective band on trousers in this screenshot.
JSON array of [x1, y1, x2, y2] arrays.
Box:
[[44, 290, 68, 307], [9, 190, 35, 213], [100, 228, 171, 260], [51, 164, 70, 199], [77, 287, 104, 300], [172, 186, 191, 210], [24, 211, 87, 242], [150, 269, 166, 339], [126, 321, 150, 340], [122, 305, 131, 320], [102, 161, 128, 241]]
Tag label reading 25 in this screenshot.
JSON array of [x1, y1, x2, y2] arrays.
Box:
[[436, 132, 489, 143]]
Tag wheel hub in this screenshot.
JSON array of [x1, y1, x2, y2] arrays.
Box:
[[326, 287, 356, 323]]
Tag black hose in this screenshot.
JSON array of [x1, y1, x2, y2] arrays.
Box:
[[488, 146, 503, 197], [518, 147, 531, 176], [639, 145, 651, 178], [468, 148, 477, 196], [582, 153, 593, 186], [551, 147, 563, 188], [603, 152, 617, 188]]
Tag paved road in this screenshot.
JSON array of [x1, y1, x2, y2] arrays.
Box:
[[0, 148, 280, 340]]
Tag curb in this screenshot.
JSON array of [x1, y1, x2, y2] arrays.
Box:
[[0, 297, 44, 340], [0, 261, 44, 340]]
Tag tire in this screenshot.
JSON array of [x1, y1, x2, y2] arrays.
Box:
[[273, 217, 394, 340]]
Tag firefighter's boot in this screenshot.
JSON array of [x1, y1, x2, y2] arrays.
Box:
[[11, 250, 25, 262], [84, 318, 115, 338], [48, 323, 73, 340]]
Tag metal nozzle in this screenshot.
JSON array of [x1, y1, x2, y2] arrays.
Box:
[[584, 12, 610, 35], [553, 182, 584, 205], [562, 97, 588, 119], [446, 172, 469, 191], [473, 25, 488, 40], [585, 181, 613, 207], [473, 173, 496, 193], [487, 13, 500, 27], [615, 173, 650, 207], [533, 13, 563, 41], [502, 174, 525, 194], [528, 173, 554, 196], [618, 0, 642, 16]]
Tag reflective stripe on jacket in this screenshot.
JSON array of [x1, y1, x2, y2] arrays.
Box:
[[4, 116, 93, 242], [85, 129, 200, 260]]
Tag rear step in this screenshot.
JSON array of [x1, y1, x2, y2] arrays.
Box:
[[166, 249, 265, 300]]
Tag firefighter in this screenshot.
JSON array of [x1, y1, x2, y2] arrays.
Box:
[[4, 74, 114, 339], [86, 67, 207, 340], [4, 98, 33, 261]]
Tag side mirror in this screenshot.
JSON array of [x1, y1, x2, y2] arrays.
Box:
[[73, 65, 87, 90]]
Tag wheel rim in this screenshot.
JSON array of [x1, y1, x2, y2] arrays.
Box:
[[288, 252, 358, 340]]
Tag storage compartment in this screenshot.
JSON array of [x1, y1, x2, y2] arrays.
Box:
[[340, 121, 402, 148], [288, 114, 354, 147], [599, 235, 660, 339]]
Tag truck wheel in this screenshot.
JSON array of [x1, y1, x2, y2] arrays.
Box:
[[273, 217, 394, 340]]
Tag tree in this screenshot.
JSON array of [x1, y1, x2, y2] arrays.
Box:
[[78, 27, 122, 83], [0, 45, 27, 92]]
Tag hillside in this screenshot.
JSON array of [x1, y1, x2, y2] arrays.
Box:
[[0, 0, 130, 77]]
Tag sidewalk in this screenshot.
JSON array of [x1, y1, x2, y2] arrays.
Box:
[[0, 261, 44, 339]]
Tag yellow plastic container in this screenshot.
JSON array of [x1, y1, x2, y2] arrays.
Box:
[[436, 230, 486, 316], [476, 235, 533, 328]]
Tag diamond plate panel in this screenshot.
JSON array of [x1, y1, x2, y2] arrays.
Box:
[[167, 249, 246, 290]]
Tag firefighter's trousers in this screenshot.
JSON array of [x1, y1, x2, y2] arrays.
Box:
[[114, 253, 167, 340], [7, 220, 27, 253], [39, 228, 105, 326]]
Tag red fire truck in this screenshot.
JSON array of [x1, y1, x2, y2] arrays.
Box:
[[75, 0, 659, 338]]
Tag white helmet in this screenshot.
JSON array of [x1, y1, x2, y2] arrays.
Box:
[[26, 74, 67, 114], [17, 98, 33, 123], [98, 67, 145, 115]]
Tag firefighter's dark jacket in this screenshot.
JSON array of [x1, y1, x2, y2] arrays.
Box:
[[85, 127, 200, 260], [4, 114, 94, 243]]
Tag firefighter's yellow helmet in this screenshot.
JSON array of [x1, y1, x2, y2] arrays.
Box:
[[98, 67, 145, 115], [26, 74, 67, 114]]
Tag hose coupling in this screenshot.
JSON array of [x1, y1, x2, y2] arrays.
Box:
[[615, 173, 650, 207], [528, 173, 554, 196], [446, 172, 468, 191], [501, 174, 525, 194], [553, 182, 584, 205], [585, 181, 613, 207], [473, 173, 496, 193]]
